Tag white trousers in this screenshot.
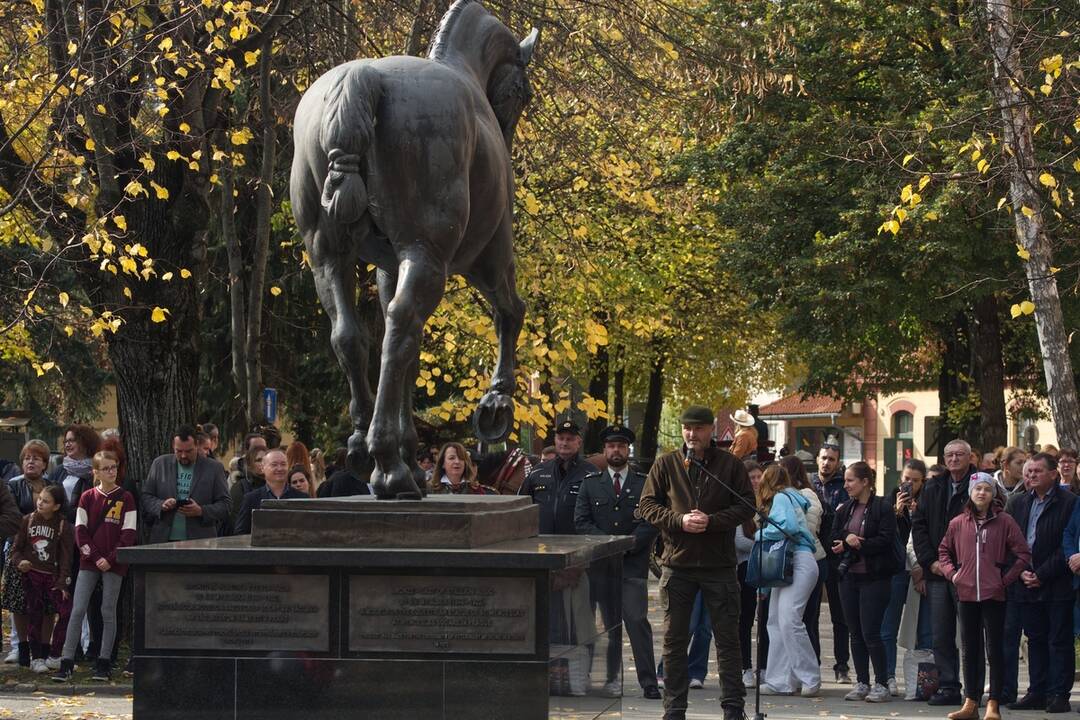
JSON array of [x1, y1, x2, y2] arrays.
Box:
[[763, 550, 821, 692]]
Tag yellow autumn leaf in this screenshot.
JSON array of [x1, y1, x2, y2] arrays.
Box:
[[997, 197, 1007, 211], [1039, 173, 1057, 188], [1010, 304, 1022, 319], [269, 285, 282, 296], [900, 185, 913, 203], [179, 268, 192, 279], [113, 215, 127, 231], [85, 138, 95, 151], [1051, 266, 1061, 274], [150, 307, 168, 323], [1021, 206, 1035, 218], [902, 153, 915, 166], [150, 181, 169, 200], [1020, 300, 1036, 315], [138, 155, 155, 172], [123, 286, 132, 299], [158, 37, 173, 51], [230, 127, 253, 145], [161, 272, 174, 281], [1016, 244, 1031, 260], [124, 180, 147, 197], [244, 50, 260, 67], [918, 175, 931, 191], [58, 292, 69, 307], [179, 122, 191, 133], [523, 192, 540, 214], [63, 326, 74, 337], [166, 150, 181, 160]]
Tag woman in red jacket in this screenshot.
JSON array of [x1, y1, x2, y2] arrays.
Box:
[[938, 472, 1030, 720]]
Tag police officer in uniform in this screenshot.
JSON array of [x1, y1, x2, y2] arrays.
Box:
[[575, 424, 661, 700], [520, 418, 594, 695], [519, 419, 592, 534]]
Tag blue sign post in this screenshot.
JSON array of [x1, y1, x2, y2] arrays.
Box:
[[263, 388, 278, 424]]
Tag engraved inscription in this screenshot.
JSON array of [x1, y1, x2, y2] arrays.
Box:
[[349, 575, 535, 654], [144, 573, 329, 652]]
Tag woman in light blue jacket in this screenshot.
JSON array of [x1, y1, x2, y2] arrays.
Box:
[[753, 464, 821, 697]]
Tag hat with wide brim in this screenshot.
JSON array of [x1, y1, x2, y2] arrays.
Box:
[[732, 409, 755, 427]]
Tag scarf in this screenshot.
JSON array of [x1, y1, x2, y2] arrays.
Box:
[[62, 455, 94, 480]]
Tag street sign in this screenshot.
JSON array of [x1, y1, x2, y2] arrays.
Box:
[[263, 388, 278, 424]]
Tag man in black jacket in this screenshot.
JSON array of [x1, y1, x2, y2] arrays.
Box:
[[574, 424, 660, 700], [1003, 453, 1076, 712], [810, 441, 850, 683], [911, 439, 977, 707]]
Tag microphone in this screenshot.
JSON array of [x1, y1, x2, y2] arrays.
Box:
[[683, 447, 692, 470]]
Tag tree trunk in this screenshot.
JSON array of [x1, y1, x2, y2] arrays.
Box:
[[612, 350, 625, 424], [935, 314, 969, 460], [640, 351, 665, 462], [244, 45, 276, 428], [985, 0, 1080, 450], [404, 0, 432, 56], [971, 293, 1008, 451], [583, 341, 609, 454], [222, 159, 249, 426]]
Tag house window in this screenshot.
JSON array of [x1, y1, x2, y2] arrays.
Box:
[[892, 411, 914, 440]]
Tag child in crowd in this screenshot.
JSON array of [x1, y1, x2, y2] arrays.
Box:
[[52, 450, 136, 683], [938, 472, 1030, 720], [11, 485, 73, 673]]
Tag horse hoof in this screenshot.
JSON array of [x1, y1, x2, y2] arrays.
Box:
[[371, 462, 421, 500], [474, 391, 514, 443], [346, 433, 371, 475]]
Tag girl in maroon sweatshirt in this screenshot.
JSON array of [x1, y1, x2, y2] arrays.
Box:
[[51, 450, 136, 683], [938, 472, 1030, 720], [11, 485, 73, 672]]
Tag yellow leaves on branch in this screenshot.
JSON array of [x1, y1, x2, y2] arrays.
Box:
[[1016, 244, 1030, 261], [150, 307, 169, 323], [1010, 301, 1036, 319]]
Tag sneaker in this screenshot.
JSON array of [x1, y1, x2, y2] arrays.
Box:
[[122, 657, 133, 677], [866, 683, 890, 703], [601, 680, 621, 698], [844, 682, 870, 701], [45, 656, 62, 670], [887, 677, 899, 697], [742, 669, 756, 688], [759, 683, 792, 696], [835, 668, 852, 684], [2, 647, 17, 664], [801, 683, 821, 698], [51, 659, 74, 682], [689, 678, 704, 689], [90, 658, 111, 682], [657, 676, 664, 689], [30, 658, 48, 674]]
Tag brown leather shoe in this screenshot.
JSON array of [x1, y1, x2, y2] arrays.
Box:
[[947, 698, 979, 720], [984, 699, 1001, 720]]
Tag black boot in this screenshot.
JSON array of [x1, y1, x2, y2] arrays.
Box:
[[16, 642, 29, 668], [50, 658, 74, 682], [91, 657, 111, 682]]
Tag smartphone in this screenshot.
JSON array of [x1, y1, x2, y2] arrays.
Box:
[[178, 498, 194, 507], [900, 482, 912, 496]]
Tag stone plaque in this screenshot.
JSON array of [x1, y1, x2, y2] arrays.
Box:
[[350, 575, 535, 654], [144, 572, 329, 652]]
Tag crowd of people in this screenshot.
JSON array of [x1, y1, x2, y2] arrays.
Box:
[[1, 411, 1079, 720]]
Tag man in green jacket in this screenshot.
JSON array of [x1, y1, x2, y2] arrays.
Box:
[[639, 405, 755, 720]]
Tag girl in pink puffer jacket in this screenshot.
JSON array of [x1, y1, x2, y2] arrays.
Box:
[[937, 472, 1030, 720]]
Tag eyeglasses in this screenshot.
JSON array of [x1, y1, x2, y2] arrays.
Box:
[[63, 438, 77, 445], [97, 465, 118, 473]]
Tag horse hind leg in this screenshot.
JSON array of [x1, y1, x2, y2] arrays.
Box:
[[473, 262, 525, 443], [367, 256, 445, 499], [309, 218, 375, 474]]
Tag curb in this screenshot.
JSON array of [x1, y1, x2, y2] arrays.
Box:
[[0, 681, 133, 697]]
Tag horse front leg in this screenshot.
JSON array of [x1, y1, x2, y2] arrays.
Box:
[[474, 262, 525, 443], [308, 219, 374, 473], [368, 256, 445, 499]]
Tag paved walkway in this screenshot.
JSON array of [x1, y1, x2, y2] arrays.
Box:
[[621, 577, 1045, 720]]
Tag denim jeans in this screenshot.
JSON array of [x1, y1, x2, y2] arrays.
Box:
[[880, 570, 910, 680]]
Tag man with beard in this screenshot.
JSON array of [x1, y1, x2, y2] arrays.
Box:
[[575, 424, 660, 700], [639, 405, 755, 720], [810, 440, 850, 684]]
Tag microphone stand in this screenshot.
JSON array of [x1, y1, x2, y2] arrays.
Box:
[[686, 454, 798, 720]]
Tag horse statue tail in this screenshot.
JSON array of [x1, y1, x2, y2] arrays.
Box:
[[319, 64, 382, 224]]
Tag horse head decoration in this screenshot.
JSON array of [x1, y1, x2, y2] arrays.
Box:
[[290, 1, 538, 499]]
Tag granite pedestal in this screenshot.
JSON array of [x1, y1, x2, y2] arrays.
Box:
[[120, 495, 631, 720]]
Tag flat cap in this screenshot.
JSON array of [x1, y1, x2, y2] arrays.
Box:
[[679, 405, 715, 426], [599, 424, 635, 444]]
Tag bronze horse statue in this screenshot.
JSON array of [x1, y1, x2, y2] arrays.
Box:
[[290, 0, 537, 499]]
